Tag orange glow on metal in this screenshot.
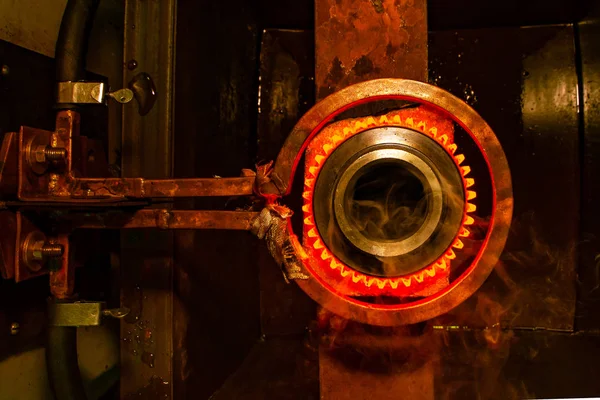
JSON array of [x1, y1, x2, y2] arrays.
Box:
[[302, 106, 476, 297]]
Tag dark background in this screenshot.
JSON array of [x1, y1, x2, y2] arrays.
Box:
[[0, 0, 599, 399]]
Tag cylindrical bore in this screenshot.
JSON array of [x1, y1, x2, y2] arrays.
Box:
[[334, 148, 443, 257], [313, 126, 464, 277]]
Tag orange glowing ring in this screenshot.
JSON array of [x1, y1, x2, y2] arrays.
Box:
[[266, 79, 512, 326], [302, 106, 476, 297]]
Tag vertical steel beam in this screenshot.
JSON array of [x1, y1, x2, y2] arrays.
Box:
[[120, 1, 177, 398], [314, 1, 431, 398]]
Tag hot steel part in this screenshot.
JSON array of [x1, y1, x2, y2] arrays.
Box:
[[263, 78, 513, 326], [312, 125, 464, 279]]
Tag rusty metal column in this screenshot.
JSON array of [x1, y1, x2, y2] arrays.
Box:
[[315, 0, 427, 99], [314, 1, 431, 399], [120, 1, 177, 398]]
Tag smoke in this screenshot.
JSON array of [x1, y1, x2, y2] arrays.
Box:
[[326, 160, 467, 278], [346, 164, 428, 243], [315, 209, 576, 399]]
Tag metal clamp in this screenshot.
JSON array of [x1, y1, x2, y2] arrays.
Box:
[[57, 82, 134, 105], [48, 301, 130, 327]]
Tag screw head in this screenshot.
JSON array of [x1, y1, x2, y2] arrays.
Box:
[[10, 322, 19, 335]]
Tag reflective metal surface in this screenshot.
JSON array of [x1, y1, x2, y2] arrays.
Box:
[[48, 301, 105, 327], [56, 81, 106, 104]]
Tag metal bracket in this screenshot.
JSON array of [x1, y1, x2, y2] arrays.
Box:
[[56, 81, 134, 105], [57, 81, 107, 104], [48, 301, 130, 326]]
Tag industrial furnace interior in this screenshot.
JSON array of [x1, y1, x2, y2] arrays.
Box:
[[0, 0, 599, 399]]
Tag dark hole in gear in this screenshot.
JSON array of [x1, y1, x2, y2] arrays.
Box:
[[346, 161, 429, 243]]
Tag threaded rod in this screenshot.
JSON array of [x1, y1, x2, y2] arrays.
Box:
[[45, 147, 68, 161], [42, 244, 64, 258]]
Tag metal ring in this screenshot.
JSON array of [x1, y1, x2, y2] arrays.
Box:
[[269, 79, 513, 326], [333, 148, 443, 257]]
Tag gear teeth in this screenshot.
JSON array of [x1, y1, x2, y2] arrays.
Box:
[[303, 110, 476, 295], [446, 249, 456, 260], [453, 239, 464, 249], [351, 272, 364, 284], [436, 258, 448, 270], [355, 121, 368, 130]]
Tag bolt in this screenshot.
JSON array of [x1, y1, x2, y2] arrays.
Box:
[[23, 232, 64, 272], [29, 241, 64, 261], [44, 147, 67, 161], [40, 243, 64, 258], [10, 322, 19, 335], [1, 65, 9, 76], [31, 145, 67, 167]]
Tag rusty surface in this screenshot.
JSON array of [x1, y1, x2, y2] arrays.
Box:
[[315, 0, 427, 100], [70, 176, 254, 199], [320, 341, 435, 400], [210, 338, 319, 400], [61, 210, 259, 230], [48, 234, 72, 299]]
